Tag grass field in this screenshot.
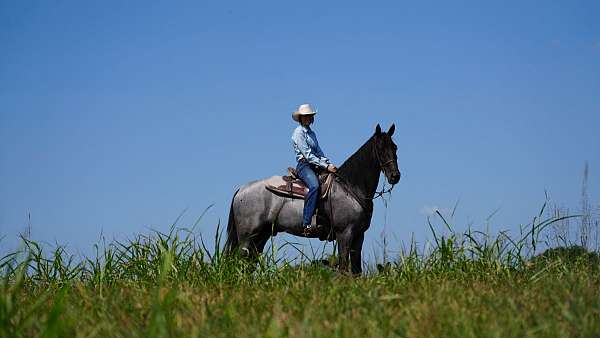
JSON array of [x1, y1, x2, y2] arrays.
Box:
[[1, 206, 599, 337]]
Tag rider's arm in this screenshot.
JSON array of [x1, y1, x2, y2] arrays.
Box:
[[314, 144, 331, 165]]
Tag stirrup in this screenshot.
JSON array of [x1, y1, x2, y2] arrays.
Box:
[[303, 214, 320, 237], [311, 214, 318, 227], [303, 225, 319, 237]]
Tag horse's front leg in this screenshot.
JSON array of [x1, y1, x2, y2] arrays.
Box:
[[336, 228, 353, 273], [350, 231, 364, 275]]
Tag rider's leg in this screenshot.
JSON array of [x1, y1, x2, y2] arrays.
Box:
[[296, 162, 320, 227]]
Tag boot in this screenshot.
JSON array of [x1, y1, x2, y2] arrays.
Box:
[[303, 214, 320, 237]]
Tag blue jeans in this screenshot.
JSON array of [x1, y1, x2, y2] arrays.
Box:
[[296, 161, 320, 227]]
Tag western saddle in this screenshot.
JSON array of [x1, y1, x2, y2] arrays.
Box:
[[265, 167, 335, 200]]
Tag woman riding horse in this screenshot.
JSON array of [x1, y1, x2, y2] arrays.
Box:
[[225, 108, 400, 273], [291, 103, 338, 237]]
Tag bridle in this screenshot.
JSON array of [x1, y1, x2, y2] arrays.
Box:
[[372, 140, 397, 181], [369, 140, 397, 198]]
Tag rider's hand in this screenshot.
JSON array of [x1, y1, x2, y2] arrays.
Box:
[[327, 164, 337, 173]]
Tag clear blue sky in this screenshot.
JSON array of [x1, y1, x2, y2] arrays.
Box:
[[1, 1, 599, 259]]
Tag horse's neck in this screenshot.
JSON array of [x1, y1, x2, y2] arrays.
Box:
[[337, 136, 380, 199]]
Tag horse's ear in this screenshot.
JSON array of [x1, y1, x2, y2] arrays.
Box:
[[375, 124, 382, 135], [388, 124, 395, 136]]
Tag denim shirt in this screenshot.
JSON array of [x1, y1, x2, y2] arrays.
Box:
[[291, 125, 331, 168]]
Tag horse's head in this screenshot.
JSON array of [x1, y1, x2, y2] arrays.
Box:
[[374, 124, 401, 185]]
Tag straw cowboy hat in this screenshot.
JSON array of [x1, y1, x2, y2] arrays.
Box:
[[292, 103, 317, 122]]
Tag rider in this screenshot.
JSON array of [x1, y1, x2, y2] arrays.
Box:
[[291, 103, 338, 236]]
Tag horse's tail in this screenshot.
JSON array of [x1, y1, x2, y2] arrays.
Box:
[[224, 189, 239, 255]]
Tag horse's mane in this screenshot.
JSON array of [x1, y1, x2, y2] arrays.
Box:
[[338, 134, 376, 177]]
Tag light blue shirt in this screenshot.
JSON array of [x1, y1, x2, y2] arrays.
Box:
[[291, 125, 331, 168]]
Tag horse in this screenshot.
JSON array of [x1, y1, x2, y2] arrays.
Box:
[[224, 124, 401, 274]]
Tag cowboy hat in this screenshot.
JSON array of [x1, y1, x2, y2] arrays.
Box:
[[292, 103, 317, 122]]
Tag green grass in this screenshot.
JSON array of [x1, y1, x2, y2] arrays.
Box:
[[1, 204, 599, 337]]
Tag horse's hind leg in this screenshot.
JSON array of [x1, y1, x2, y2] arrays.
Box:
[[252, 227, 272, 260], [239, 224, 272, 261]]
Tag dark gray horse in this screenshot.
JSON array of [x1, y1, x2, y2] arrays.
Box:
[[225, 124, 400, 274]]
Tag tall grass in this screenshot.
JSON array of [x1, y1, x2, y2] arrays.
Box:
[[0, 202, 599, 337]]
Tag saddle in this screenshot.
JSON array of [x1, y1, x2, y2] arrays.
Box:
[[265, 167, 335, 199]]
